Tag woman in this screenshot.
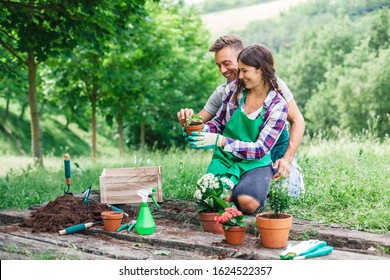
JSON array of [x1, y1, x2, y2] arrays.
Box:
[[189, 44, 288, 214]]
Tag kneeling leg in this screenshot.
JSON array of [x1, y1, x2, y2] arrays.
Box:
[[232, 166, 273, 214]]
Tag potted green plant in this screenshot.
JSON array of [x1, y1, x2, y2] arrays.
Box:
[[255, 177, 293, 248], [183, 113, 204, 136], [215, 207, 247, 245], [194, 173, 233, 234]]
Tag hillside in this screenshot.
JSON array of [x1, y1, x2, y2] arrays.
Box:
[[201, 0, 308, 37], [0, 100, 117, 159]]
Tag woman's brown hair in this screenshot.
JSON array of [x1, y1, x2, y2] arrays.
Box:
[[234, 44, 283, 104]]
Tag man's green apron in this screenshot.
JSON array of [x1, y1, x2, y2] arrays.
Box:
[[206, 92, 271, 185], [271, 129, 289, 163]]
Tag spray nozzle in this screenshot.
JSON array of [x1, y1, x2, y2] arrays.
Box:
[[137, 188, 159, 207]]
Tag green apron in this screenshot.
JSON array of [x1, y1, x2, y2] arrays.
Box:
[[206, 91, 271, 185], [271, 129, 289, 163]]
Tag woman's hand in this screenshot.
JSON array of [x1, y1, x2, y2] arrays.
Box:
[[188, 132, 225, 149]]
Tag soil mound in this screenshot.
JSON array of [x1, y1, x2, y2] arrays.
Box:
[[22, 195, 114, 233]]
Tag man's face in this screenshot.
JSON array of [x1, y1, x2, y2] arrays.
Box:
[[214, 47, 239, 83]]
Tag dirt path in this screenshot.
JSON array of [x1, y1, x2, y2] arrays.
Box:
[[202, 0, 308, 36]]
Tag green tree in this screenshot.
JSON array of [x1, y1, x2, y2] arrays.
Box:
[[0, 48, 27, 121], [302, 8, 390, 138], [0, 0, 153, 165], [42, 0, 218, 152], [369, 8, 389, 51], [337, 48, 390, 136], [278, 17, 356, 112], [99, 1, 219, 150], [126, 2, 219, 149]]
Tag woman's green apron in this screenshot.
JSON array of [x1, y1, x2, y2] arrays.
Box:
[[206, 92, 270, 185]]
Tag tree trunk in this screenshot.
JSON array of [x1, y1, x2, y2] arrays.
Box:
[[91, 86, 97, 160], [91, 55, 99, 160], [117, 110, 124, 156], [19, 101, 28, 120], [140, 122, 145, 150], [27, 51, 43, 167]]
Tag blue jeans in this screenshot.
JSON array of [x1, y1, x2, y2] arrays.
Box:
[[232, 165, 273, 214]]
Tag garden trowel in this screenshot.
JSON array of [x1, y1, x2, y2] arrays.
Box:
[[63, 153, 72, 195]]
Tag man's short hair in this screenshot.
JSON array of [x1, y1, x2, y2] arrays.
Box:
[[209, 35, 244, 53]]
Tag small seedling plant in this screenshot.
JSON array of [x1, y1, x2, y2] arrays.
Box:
[[186, 114, 203, 126]]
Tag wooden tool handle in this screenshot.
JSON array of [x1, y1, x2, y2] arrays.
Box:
[[59, 222, 94, 235], [64, 153, 71, 185]]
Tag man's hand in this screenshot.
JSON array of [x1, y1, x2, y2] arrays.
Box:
[[188, 132, 225, 149], [273, 158, 291, 179], [177, 108, 194, 125]]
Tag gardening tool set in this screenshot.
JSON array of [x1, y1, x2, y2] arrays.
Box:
[[116, 220, 136, 233], [279, 239, 333, 260], [82, 185, 129, 217], [59, 155, 160, 235], [59, 154, 161, 236]]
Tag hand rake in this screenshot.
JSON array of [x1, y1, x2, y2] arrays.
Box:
[[82, 185, 129, 216]]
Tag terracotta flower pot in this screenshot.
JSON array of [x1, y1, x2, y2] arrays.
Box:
[[223, 226, 247, 245], [255, 212, 292, 249], [198, 212, 223, 234], [101, 211, 124, 232], [183, 123, 204, 136]]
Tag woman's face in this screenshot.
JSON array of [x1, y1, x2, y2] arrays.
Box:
[[238, 60, 262, 90]]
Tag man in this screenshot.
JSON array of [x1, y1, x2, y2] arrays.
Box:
[[177, 35, 305, 192]]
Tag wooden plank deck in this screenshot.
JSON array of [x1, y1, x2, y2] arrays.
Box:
[[0, 199, 389, 260]]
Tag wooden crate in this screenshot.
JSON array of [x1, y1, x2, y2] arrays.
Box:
[[99, 166, 163, 204]]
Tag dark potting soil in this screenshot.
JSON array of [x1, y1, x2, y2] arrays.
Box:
[[21, 195, 131, 233]]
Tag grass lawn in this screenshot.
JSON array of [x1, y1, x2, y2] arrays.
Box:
[[0, 136, 389, 233]]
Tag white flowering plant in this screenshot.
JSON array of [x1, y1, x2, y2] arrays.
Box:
[[194, 173, 234, 213]]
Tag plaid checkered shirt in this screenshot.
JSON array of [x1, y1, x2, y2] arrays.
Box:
[[204, 89, 288, 160]]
